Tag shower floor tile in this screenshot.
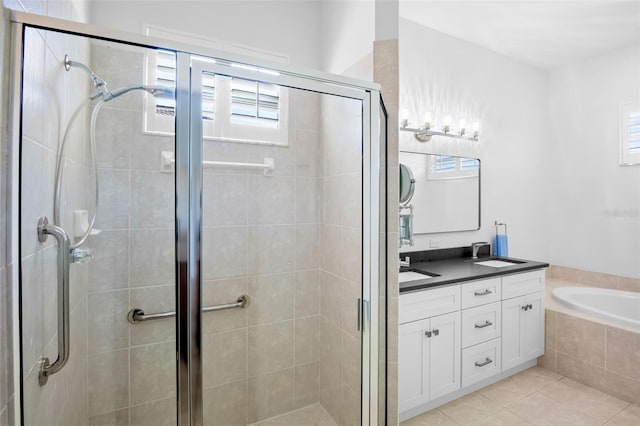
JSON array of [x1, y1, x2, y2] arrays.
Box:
[[401, 366, 639, 426], [248, 403, 338, 426]]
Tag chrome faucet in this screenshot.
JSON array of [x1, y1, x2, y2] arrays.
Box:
[[471, 242, 490, 259], [399, 256, 410, 268]]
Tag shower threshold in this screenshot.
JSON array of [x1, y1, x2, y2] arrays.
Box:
[[248, 403, 338, 426]]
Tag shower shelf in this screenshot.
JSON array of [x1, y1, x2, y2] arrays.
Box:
[[160, 150, 274, 175]]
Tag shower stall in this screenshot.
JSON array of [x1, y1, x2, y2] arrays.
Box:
[[10, 11, 387, 426]]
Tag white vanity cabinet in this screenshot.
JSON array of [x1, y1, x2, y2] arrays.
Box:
[[399, 287, 461, 413], [501, 271, 545, 370], [399, 268, 546, 420], [398, 311, 461, 412]]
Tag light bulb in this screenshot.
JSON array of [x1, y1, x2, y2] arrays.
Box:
[[424, 112, 433, 126], [458, 119, 466, 136], [443, 115, 452, 133], [401, 109, 410, 128], [472, 121, 480, 140]]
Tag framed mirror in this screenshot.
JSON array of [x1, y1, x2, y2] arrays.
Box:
[[399, 151, 481, 233]]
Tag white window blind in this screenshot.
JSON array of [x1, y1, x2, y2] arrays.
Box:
[[620, 101, 640, 165], [230, 78, 279, 128], [152, 50, 216, 121], [143, 25, 289, 146]]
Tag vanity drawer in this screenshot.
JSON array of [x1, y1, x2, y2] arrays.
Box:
[[461, 278, 501, 309], [461, 338, 502, 387], [461, 302, 501, 348], [502, 270, 545, 299], [399, 285, 461, 324]]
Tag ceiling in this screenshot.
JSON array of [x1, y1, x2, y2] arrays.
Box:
[[399, 0, 640, 69]]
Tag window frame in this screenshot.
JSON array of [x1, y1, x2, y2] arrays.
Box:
[[620, 100, 640, 166]]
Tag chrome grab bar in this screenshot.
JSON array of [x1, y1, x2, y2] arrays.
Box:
[[127, 295, 250, 324], [37, 217, 71, 386]]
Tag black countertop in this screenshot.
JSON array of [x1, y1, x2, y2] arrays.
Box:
[[399, 250, 549, 294]]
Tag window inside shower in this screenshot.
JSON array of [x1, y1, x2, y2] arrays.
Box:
[[17, 24, 383, 426], [143, 26, 290, 147]]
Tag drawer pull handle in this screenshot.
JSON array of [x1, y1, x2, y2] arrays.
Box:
[[474, 289, 493, 296], [475, 320, 493, 329], [475, 357, 493, 367]]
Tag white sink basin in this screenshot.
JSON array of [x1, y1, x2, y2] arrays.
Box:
[[399, 271, 434, 283], [474, 260, 519, 268]]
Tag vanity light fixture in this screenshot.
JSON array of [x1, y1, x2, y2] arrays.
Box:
[[400, 111, 481, 142]]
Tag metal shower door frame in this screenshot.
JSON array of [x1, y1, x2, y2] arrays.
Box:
[[185, 57, 382, 425], [9, 11, 384, 426]]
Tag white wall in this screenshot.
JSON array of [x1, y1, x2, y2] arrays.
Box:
[[545, 45, 640, 278], [320, 0, 374, 76], [88, 0, 322, 68], [399, 19, 549, 261]]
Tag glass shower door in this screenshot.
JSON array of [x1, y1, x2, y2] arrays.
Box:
[[191, 59, 368, 426], [18, 27, 178, 426]]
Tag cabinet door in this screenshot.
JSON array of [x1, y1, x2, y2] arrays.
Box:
[[523, 292, 545, 360], [399, 319, 430, 412], [502, 295, 525, 371], [429, 311, 461, 400]]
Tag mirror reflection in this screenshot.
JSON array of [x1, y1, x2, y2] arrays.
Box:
[[399, 151, 480, 233]]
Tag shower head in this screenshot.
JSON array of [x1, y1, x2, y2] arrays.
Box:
[[143, 85, 176, 99], [65, 54, 174, 102]]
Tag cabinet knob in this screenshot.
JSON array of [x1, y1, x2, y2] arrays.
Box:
[[433, 329, 439, 336], [425, 330, 432, 338]]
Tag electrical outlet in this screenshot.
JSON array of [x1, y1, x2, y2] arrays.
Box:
[[429, 239, 440, 248]]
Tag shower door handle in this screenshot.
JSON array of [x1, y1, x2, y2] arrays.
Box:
[[37, 217, 71, 386]]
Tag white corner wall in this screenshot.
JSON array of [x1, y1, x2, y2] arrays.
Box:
[[545, 45, 640, 278], [319, 0, 374, 76], [399, 19, 549, 261], [88, 0, 322, 68]]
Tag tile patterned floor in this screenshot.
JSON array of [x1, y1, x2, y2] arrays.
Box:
[[401, 366, 640, 426], [248, 403, 338, 426]]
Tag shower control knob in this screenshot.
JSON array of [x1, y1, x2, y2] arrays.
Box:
[[70, 247, 94, 264]]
